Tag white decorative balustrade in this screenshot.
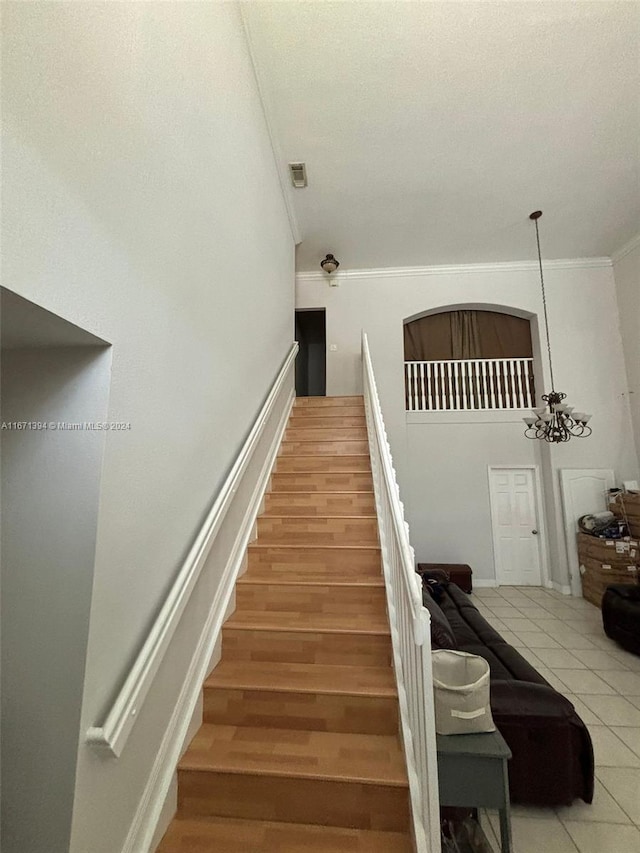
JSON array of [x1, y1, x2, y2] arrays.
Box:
[[405, 357, 534, 412], [363, 333, 441, 853]]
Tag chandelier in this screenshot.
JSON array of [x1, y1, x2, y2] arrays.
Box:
[[523, 211, 592, 443]]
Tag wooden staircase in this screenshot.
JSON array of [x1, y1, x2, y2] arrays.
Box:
[[157, 396, 411, 852]]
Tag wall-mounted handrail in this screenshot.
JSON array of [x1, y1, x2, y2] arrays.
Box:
[[86, 343, 299, 758], [363, 333, 441, 853]]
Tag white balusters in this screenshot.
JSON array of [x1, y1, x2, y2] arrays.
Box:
[[405, 358, 535, 412], [453, 361, 460, 409], [524, 359, 534, 408], [446, 361, 454, 410], [363, 333, 440, 853], [419, 362, 426, 411]]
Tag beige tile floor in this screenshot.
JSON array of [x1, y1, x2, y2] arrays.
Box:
[[469, 585, 640, 853]]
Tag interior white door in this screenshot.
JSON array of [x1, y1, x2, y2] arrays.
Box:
[[559, 468, 615, 594], [489, 467, 542, 586]]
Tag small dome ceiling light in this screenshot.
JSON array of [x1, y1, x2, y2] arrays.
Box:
[[320, 253, 340, 275]]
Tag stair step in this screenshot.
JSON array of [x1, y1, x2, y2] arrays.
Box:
[[203, 661, 398, 734], [291, 406, 366, 421], [222, 627, 392, 667], [285, 426, 368, 441], [264, 491, 376, 515], [270, 471, 373, 492], [287, 415, 366, 429], [205, 661, 396, 697], [280, 440, 369, 456], [256, 515, 379, 546], [178, 725, 409, 829], [225, 609, 390, 635], [247, 545, 381, 579], [295, 396, 364, 407], [276, 455, 371, 473], [157, 816, 412, 853], [236, 580, 385, 614], [180, 724, 407, 785]]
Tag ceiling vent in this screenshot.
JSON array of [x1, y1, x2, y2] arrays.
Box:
[[289, 162, 307, 188]]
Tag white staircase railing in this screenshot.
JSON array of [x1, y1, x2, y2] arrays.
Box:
[[405, 357, 534, 411], [363, 333, 441, 853]]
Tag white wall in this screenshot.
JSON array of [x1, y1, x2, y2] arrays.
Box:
[[1, 346, 111, 853], [2, 3, 294, 851], [297, 262, 639, 586], [613, 238, 640, 461]]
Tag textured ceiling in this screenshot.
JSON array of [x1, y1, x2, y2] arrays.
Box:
[[243, 1, 640, 271]]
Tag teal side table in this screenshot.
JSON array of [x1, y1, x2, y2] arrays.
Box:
[[436, 730, 512, 853]]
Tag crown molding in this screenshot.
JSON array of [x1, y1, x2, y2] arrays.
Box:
[[296, 256, 613, 283], [610, 233, 640, 265], [240, 5, 302, 245]]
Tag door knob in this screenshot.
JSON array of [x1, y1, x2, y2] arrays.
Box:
[[532, 529, 538, 535]]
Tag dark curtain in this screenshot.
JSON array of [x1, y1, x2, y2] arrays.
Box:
[[403, 310, 533, 361]]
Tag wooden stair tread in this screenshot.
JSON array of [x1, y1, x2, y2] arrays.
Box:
[[225, 610, 390, 635], [157, 816, 411, 852], [179, 724, 408, 786], [241, 571, 383, 584], [249, 543, 381, 551], [268, 491, 374, 494], [205, 661, 397, 697], [269, 473, 374, 492], [279, 453, 371, 458], [295, 396, 363, 404], [260, 514, 377, 519], [237, 577, 384, 587]]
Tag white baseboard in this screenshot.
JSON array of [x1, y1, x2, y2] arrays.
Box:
[[550, 581, 572, 596], [472, 579, 499, 588], [123, 389, 294, 853]]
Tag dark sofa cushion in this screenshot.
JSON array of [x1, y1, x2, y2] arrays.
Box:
[[459, 642, 550, 686], [439, 594, 505, 647], [421, 587, 457, 650]]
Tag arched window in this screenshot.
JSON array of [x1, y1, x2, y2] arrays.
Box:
[[404, 309, 535, 411]]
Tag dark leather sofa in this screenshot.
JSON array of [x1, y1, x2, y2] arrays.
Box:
[[422, 578, 594, 807]]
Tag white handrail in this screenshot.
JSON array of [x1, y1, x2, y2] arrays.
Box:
[[87, 343, 299, 757], [362, 333, 441, 853]]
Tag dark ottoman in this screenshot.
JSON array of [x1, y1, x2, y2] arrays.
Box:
[[602, 584, 640, 656]]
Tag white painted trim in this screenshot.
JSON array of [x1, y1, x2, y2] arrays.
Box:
[[86, 344, 298, 758], [487, 465, 550, 589], [406, 411, 530, 425], [472, 579, 499, 589], [239, 6, 302, 245], [611, 233, 640, 265], [122, 386, 295, 853], [296, 256, 612, 283], [550, 581, 572, 596]]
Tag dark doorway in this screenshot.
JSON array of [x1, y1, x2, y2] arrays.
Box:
[[295, 309, 326, 397]]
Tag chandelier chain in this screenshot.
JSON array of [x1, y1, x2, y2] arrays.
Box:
[[533, 216, 555, 392]]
